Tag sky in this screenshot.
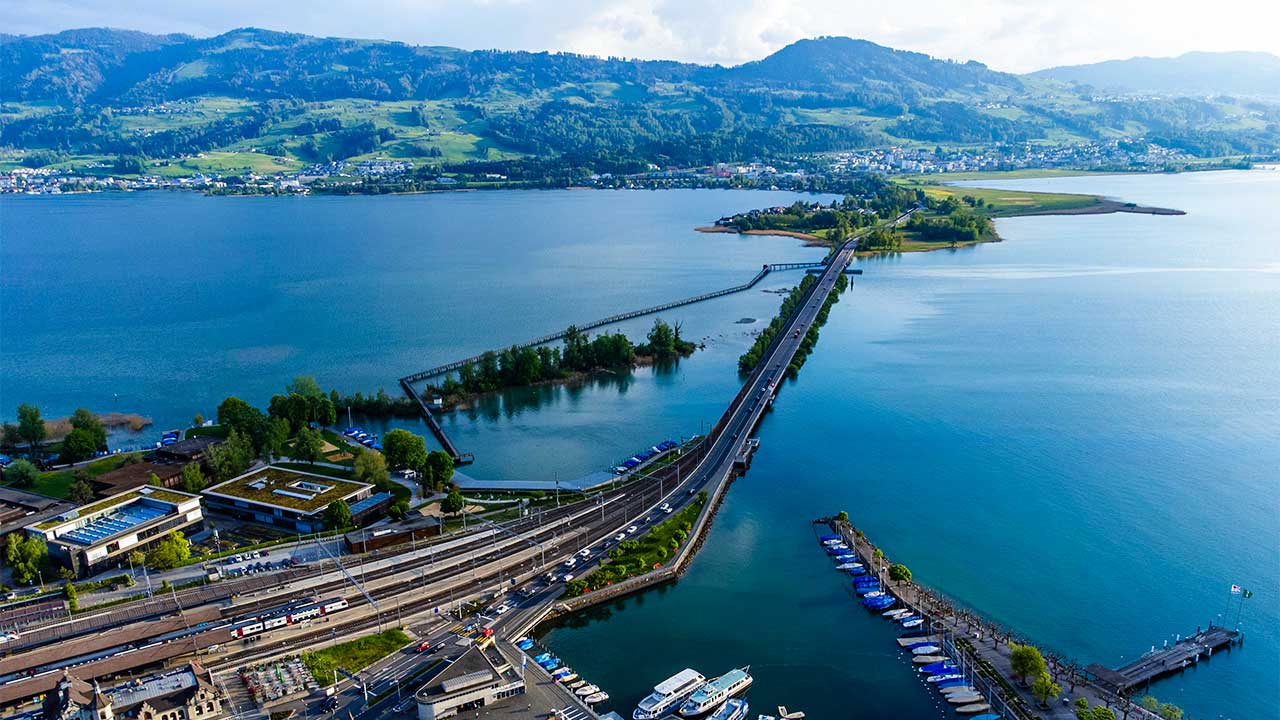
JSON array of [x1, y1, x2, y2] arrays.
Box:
[[3, 0, 1279, 73]]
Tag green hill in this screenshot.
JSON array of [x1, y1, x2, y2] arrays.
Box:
[[2, 29, 1276, 172]]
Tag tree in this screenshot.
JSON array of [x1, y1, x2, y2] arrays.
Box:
[[4, 458, 39, 488], [178, 463, 206, 493], [353, 449, 390, 486], [127, 550, 145, 571], [287, 375, 325, 398], [292, 427, 324, 464], [888, 563, 912, 583], [193, 414, 204, 427], [1138, 697, 1160, 713], [4, 534, 48, 584], [69, 408, 106, 451], [16, 403, 46, 455], [148, 472, 163, 487], [1010, 643, 1047, 685], [1031, 671, 1061, 708], [835, 511, 849, 523], [69, 473, 96, 504], [64, 582, 78, 612], [645, 318, 676, 358], [216, 396, 261, 434], [206, 428, 254, 482], [263, 416, 290, 459], [1158, 704, 1184, 720], [423, 450, 454, 492], [440, 490, 465, 516], [324, 498, 353, 530], [383, 429, 427, 470], [60, 428, 99, 463], [145, 531, 191, 570]]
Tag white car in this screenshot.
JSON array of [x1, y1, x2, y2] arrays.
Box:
[[494, 604, 510, 615], [562, 558, 576, 568], [614, 533, 626, 542], [577, 549, 590, 558], [562, 574, 574, 583], [626, 525, 638, 534]]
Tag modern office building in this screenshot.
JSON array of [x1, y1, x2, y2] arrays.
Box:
[[24, 487, 204, 577], [201, 466, 373, 534]]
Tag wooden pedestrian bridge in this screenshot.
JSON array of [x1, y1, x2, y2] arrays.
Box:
[[397, 259, 847, 463]]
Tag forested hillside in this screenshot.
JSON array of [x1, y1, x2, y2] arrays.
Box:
[[2, 28, 1277, 173]]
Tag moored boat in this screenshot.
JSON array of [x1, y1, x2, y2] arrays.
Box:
[[902, 618, 924, 628], [709, 699, 749, 720], [940, 686, 976, 695], [956, 703, 992, 714], [912, 655, 948, 664], [569, 680, 587, 689], [948, 693, 985, 705], [585, 692, 610, 704], [678, 668, 753, 718], [911, 645, 940, 655], [557, 673, 579, 684], [927, 674, 964, 683], [576, 684, 600, 696], [634, 668, 706, 720]]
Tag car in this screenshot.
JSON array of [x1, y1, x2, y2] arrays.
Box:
[[233, 554, 244, 563], [417, 641, 433, 652], [562, 558, 576, 568], [793, 329, 801, 338], [614, 533, 626, 542], [660, 503, 671, 512], [626, 525, 638, 534], [562, 574, 574, 582], [687, 488, 697, 496], [577, 549, 590, 558], [494, 604, 510, 615], [250, 551, 261, 559]]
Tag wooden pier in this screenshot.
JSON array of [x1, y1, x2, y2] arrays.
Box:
[[1086, 626, 1242, 693]]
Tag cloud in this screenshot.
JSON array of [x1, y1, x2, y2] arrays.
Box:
[[3, 0, 1277, 72]]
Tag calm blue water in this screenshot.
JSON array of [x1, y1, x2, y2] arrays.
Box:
[[2, 173, 1276, 718]]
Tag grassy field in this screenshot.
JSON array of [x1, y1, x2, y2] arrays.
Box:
[[302, 628, 410, 684], [14, 452, 145, 500], [899, 168, 1118, 181], [566, 493, 705, 595], [898, 179, 1102, 216], [149, 151, 303, 177]]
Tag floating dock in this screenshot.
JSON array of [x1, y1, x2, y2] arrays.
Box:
[[1087, 626, 1242, 692]]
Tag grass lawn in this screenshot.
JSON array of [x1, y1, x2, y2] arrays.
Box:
[[897, 179, 1102, 216], [19, 452, 145, 500], [302, 628, 410, 684]]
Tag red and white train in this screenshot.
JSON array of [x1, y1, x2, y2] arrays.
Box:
[[230, 597, 349, 639]]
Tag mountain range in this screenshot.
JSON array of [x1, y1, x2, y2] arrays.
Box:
[[1032, 51, 1280, 97], [1, 29, 1277, 172]]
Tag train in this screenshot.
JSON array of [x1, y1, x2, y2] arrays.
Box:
[[229, 597, 349, 639]]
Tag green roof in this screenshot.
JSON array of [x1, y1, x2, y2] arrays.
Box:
[[203, 466, 369, 514], [33, 487, 198, 529]]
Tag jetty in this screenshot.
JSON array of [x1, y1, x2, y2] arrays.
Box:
[[1086, 626, 1242, 693]]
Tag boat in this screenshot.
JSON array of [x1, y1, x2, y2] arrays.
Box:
[[934, 679, 971, 689], [920, 661, 956, 673], [540, 659, 561, 671], [557, 673, 579, 684], [576, 684, 600, 696], [882, 608, 905, 617], [912, 656, 948, 664], [552, 667, 573, 679], [902, 618, 924, 628], [678, 668, 753, 718], [834, 554, 858, 562], [897, 635, 940, 647], [534, 652, 552, 663], [926, 674, 964, 683], [818, 534, 840, 542], [569, 680, 587, 689], [585, 692, 610, 704], [948, 693, 985, 705], [634, 668, 706, 720], [862, 590, 884, 598], [835, 562, 861, 571], [777, 707, 805, 719], [911, 646, 941, 655], [517, 639, 535, 650], [956, 703, 992, 714], [968, 715, 1001, 720], [709, 699, 749, 720], [940, 686, 976, 695], [887, 609, 913, 620]]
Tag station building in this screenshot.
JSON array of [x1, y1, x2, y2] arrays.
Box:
[[200, 466, 373, 534], [414, 645, 524, 720], [23, 486, 204, 577]]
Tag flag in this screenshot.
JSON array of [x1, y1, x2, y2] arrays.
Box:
[[1243, 589, 1254, 599], [1230, 584, 1242, 595]]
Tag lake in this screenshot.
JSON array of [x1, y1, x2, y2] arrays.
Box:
[[2, 172, 1276, 718]]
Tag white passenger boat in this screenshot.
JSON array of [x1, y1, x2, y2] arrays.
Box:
[[634, 668, 706, 720], [678, 668, 753, 718]]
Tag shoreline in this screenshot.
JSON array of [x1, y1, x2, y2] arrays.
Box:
[[694, 225, 829, 246]]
